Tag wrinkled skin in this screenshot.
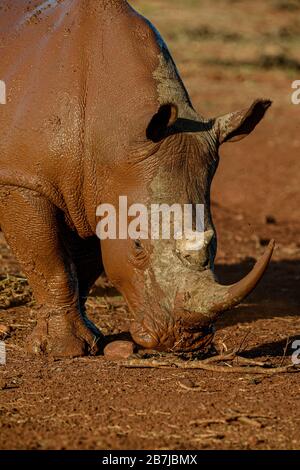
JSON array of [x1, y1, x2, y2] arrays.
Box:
[[0, 0, 273, 356]]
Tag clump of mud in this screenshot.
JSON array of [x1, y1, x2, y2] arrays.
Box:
[[0, 275, 33, 309]]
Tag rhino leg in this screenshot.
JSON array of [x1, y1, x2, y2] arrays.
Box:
[[0, 187, 102, 357], [60, 227, 103, 326], [60, 229, 103, 310]]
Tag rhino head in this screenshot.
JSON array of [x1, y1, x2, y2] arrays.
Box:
[[100, 99, 274, 352]]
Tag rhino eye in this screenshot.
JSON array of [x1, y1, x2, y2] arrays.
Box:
[[130, 240, 149, 269]]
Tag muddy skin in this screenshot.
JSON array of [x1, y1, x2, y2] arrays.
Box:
[[0, 0, 273, 357]]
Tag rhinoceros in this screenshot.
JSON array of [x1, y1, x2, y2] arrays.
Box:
[[0, 0, 274, 357]]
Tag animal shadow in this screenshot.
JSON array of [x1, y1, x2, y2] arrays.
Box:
[[215, 259, 300, 327]]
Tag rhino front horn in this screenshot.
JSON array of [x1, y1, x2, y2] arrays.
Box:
[[180, 239, 275, 322], [209, 239, 275, 316]]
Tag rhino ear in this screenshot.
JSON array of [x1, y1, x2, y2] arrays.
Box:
[[215, 99, 272, 145], [146, 103, 178, 142]]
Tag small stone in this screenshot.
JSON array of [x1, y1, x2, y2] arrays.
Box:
[[249, 378, 261, 385], [104, 340, 135, 361], [259, 237, 271, 247], [179, 378, 197, 389], [265, 215, 277, 225], [0, 324, 11, 338]]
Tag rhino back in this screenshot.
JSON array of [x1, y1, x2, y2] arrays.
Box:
[[0, 0, 193, 230]]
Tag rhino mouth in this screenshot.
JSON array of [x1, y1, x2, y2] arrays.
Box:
[[170, 323, 215, 352], [130, 319, 215, 353], [130, 240, 274, 353]]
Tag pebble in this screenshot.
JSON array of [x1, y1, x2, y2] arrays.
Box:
[[104, 340, 135, 361], [0, 324, 11, 338], [265, 215, 277, 225], [179, 378, 196, 389]]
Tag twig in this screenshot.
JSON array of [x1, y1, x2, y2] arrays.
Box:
[[280, 336, 290, 367], [177, 381, 219, 392], [231, 356, 268, 367], [201, 353, 236, 363], [201, 352, 266, 367], [190, 413, 274, 428], [122, 357, 299, 375], [236, 331, 252, 355]]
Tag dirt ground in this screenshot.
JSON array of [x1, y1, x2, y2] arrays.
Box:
[[0, 0, 300, 450]]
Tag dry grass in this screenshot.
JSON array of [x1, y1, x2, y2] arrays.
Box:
[[0, 275, 33, 309]]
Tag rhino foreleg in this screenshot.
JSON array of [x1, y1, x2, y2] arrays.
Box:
[[0, 187, 101, 357], [60, 229, 103, 312]]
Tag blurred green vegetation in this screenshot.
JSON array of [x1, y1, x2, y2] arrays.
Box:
[[131, 0, 300, 74]]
